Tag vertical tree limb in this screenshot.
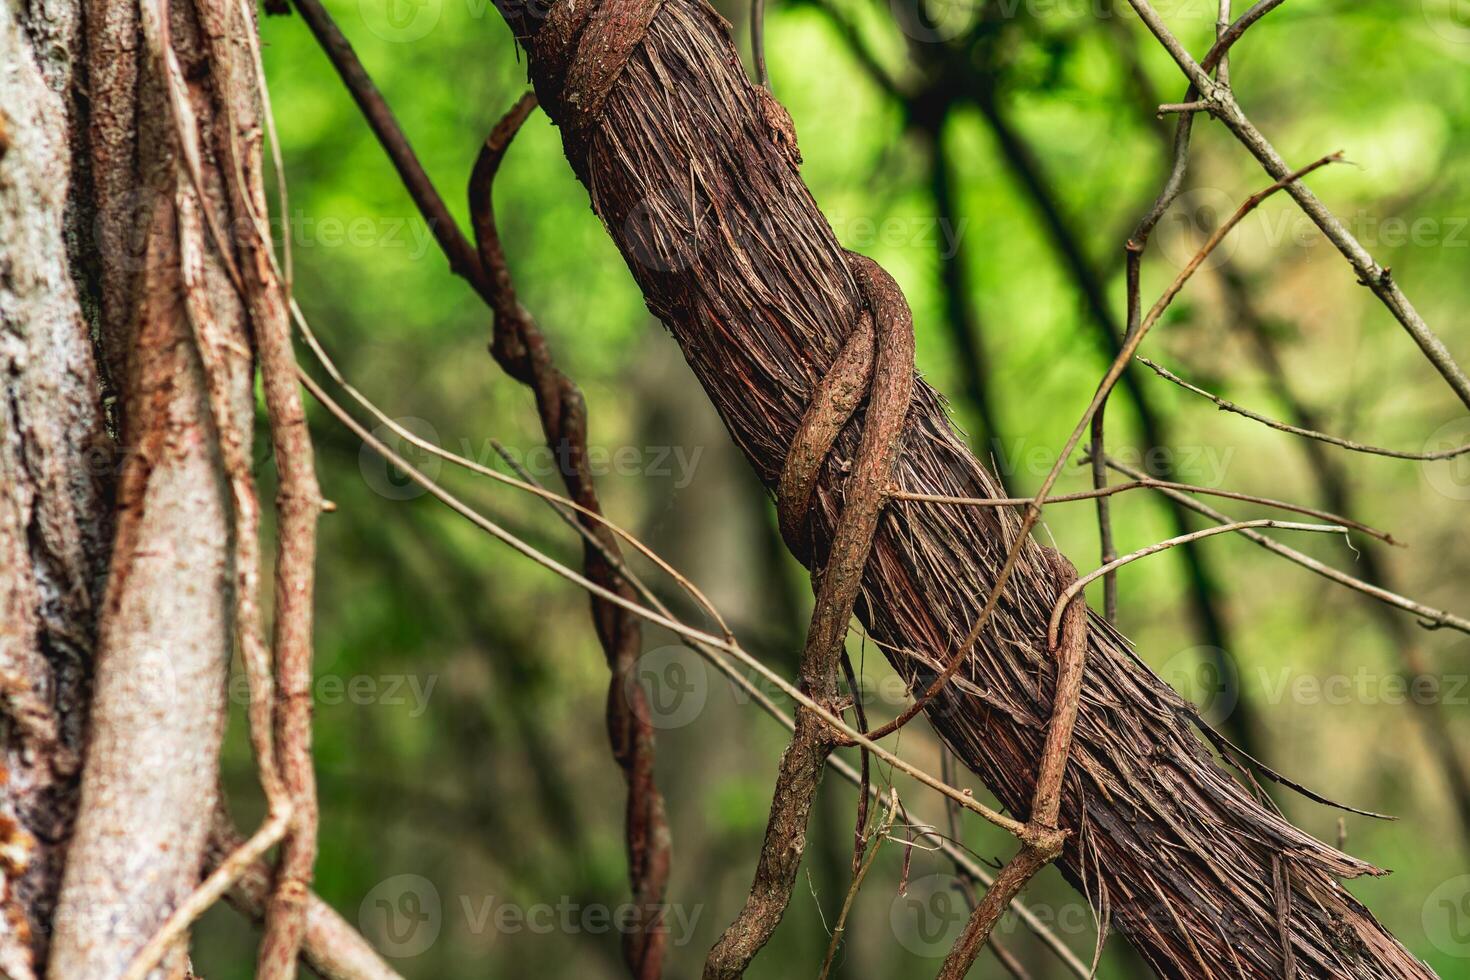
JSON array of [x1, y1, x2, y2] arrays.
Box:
[[468, 91, 672, 980], [194, 2, 324, 973], [49, 0, 251, 964], [0, 6, 113, 977]]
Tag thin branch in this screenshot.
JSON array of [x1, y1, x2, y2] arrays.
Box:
[[966, 67, 1237, 650], [1123, 0, 1470, 411], [1139, 356, 1470, 462], [816, 789, 899, 980], [1103, 455, 1470, 635], [1047, 520, 1347, 648], [751, 0, 770, 88], [468, 90, 673, 978], [889, 480, 1397, 546], [1158, 100, 1212, 116], [1215, 0, 1233, 88], [291, 302, 735, 640], [861, 152, 1337, 744], [288, 0, 485, 294]]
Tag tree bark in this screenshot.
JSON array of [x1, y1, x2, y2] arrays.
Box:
[[0, 5, 113, 977], [44, 0, 257, 975], [488, 0, 1434, 975]]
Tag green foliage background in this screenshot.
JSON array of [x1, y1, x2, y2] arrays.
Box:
[[200, 0, 1470, 975]]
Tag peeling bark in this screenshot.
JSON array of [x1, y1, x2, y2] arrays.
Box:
[[45, 1, 258, 976]]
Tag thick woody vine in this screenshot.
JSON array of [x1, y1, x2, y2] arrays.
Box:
[[90, 0, 1470, 977]]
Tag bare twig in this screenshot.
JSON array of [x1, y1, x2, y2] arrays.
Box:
[[937, 551, 1087, 978], [1046, 520, 1347, 649], [1158, 100, 1211, 116], [751, 0, 770, 88], [1104, 455, 1470, 635], [1107, 3, 1290, 618], [1215, 0, 1233, 87], [1122, 0, 1470, 411], [816, 788, 899, 980], [890, 481, 1396, 546], [289, 0, 484, 292], [1093, 0, 1238, 621], [1139, 356, 1470, 462], [469, 92, 671, 979], [292, 303, 734, 640]]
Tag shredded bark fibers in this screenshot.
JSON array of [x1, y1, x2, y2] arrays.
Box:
[[493, 0, 1436, 974]]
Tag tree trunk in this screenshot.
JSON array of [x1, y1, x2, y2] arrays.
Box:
[[488, 0, 1433, 975], [0, 4, 113, 976], [3, 0, 272, 976]]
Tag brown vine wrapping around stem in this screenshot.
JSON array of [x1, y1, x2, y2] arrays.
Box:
[[469, 93, 671, 980], [489, 0, 1435, 975], [703, 252, 915, 976]]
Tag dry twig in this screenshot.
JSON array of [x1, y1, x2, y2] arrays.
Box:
[[1046, 520, 1347, 648], [937, 551, 1087, 978], [1140, 357, 1470, 462], [816, 788, 899, 980], [1123, 0, 1470, 409], [1103, 455, 1470, 635]]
